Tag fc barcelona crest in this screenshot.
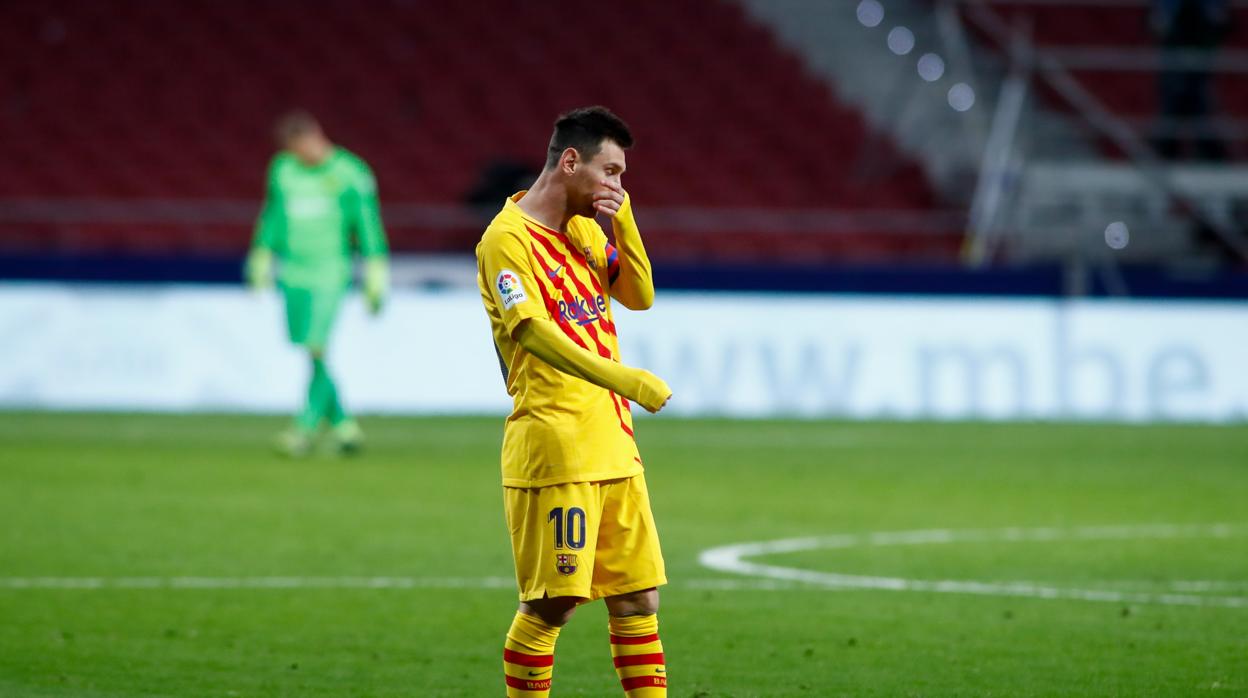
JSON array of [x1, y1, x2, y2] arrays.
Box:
[[556, 553, 578, 576]]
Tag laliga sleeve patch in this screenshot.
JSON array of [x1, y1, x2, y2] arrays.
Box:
[[496, 270, 529, 310]]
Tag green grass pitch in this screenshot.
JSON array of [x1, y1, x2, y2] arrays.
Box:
[[1, 413, 1245, 697]]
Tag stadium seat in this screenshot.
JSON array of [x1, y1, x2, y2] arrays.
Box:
[[0, 0, 951, 263]]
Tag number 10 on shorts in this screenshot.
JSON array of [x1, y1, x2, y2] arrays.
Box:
[[548, 507, 587, 550]]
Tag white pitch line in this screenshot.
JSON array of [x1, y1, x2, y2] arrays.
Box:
[[0, 576, 832, 592], [698, 523, 1248, 608], [2, 574, 1244, 599], [4, 524, 1244, 602], [0, 576, 518, 590], [1169, 580, 1248, 592]]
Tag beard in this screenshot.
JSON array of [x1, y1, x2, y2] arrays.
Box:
[[574, 195, 597, 219]]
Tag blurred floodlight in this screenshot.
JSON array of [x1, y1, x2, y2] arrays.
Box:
[[948, 83, 975, 111], [887, 26, 915, 55], [1105, 221, 1130, 250], [857, 0, 885, 27], [917, 53, 946, 82]]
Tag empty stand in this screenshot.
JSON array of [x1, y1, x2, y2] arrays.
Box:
[[0, 0, 953, 263]]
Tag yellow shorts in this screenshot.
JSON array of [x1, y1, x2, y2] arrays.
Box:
[[504, 474, 666, 602]]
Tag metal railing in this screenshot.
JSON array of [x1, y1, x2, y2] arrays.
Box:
[[955, 0, 1248, 273], [0, 199, 969, 237]]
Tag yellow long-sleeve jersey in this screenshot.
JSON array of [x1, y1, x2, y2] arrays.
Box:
[[476, 192, 665, 488]]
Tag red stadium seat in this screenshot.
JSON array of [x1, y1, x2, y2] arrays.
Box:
[[0, 0, 947, 262]]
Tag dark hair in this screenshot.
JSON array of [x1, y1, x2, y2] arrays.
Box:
[[545, 106, 633, 169], [274, 109, 321, 147]]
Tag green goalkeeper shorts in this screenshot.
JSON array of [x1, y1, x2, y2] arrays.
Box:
[[281, 284, 346, 350]]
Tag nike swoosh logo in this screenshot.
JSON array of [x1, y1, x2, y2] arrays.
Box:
[[547, 265, 563, 279], [655, 669, 666, 674], [528, 670, 551, 677]]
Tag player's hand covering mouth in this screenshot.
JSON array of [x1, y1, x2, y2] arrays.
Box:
[[593, 179, 628, 218]]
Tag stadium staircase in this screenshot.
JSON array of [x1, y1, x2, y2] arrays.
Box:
[[736, 0, 1096, 201], [739, 0, 1248, 269]]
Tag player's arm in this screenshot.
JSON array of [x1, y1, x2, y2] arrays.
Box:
[[246, 160, 285, 290], [482, 226, 670, 412], [513, 318, 671, 413], [349, 159, 390, 314], [593, 182, 654, 311]]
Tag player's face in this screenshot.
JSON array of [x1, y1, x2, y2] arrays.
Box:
[[286, 130, 331, 166], [570, 140, 626, 217]]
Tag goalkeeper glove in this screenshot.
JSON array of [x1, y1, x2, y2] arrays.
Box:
[[244, 248, 273, 291], [364, 257, 389, 315]]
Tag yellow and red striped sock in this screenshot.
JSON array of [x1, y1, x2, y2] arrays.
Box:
[[608, 614, 667, 696], [503, 611, 560, 697]]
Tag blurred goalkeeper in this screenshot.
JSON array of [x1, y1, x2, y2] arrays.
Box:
[[245, 110, 389, 456]]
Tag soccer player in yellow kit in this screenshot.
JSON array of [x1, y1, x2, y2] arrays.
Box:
[[476, 107, 673, 697]]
